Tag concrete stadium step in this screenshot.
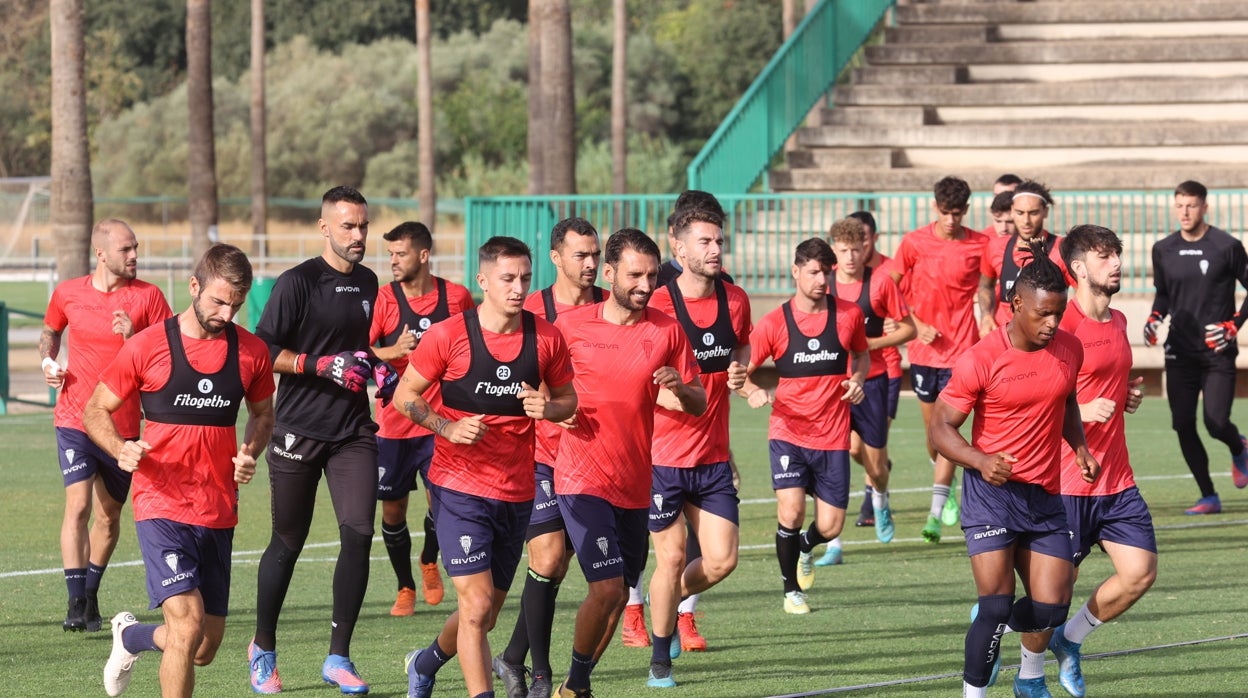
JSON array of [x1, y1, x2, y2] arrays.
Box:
[[796, 121, 1248, 149], [865, 37, 1248, 66], [832, 78, 1248, 108], [823, 106, 931, 127], [928, 103, 1248, 125], [852, 65, 966, 85], [883, 24, 989, 44], [895, 1, 1248, 26], [995, 21, 1248, 41], [770, 164, 1248, 193], [963, 62, 1248, 83], [785, 148, 898, 170]]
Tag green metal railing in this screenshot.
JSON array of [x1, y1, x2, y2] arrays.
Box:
[[464, 190, 1248, 296], [685, 0, 894, 194], [0, 303, 57, 414]]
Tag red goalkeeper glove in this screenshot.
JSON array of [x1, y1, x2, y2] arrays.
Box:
[[1205, 318, 1239, 353], [1142, 310, 1163, 346], [297, 350, 371, 392]]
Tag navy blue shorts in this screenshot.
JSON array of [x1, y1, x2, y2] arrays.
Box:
[[961, 470, 1072, 560], [850, 374, 890, 449], [910, 364, 953, 404], [56, 427, 132, 504], [558, 493, 649, 587], [135, 518, 233, 616], [887, 376, 901, 420], [768, 440, 850, 509], [527, 461, 566, 539], [429, 484, 530, 590], [648, 461, 739, 533], [376, 435, 434, 501], [1062, 487, 1157, 566]]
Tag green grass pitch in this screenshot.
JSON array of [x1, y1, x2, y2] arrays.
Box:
[[1, 397, 1246, 696]]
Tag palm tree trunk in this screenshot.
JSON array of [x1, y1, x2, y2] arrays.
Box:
[[187, 0, 218, 262], [249, 0, 267, 259], [416, 0, 436, 229], [536, 0, 576, 194], [611, 0, 627, 195], [526, 1, 545, 194], [49, 0, 92, 281]]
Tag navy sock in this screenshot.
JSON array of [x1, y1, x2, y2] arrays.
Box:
[[965, 594, 1012, 688], [859, 486, 874, 517], [122, 623, 162, 654], [651, 633, 674, 664], [420, 511, 439, 565], [414, 638, 453, 676], [775, 525, 801, 594], [566, 650, 595, 690], [85, 563, 106, 595], [65, 568, 87, 599], [381, 521, 416, 590]]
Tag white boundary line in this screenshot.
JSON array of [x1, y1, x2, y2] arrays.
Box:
[[765, 633, 1248, 697]]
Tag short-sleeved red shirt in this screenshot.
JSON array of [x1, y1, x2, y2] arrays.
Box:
[[980, 232, 1069, 328], [938, 327, 1083, 494], [1058, 301, 1135, 496], [523, 289, 601, 465], [833, 270, 907, 380], [893, 223, 989, 368], [873, 256, 904, 379], [648, 283, 752, 468], [100, 321, 274, 528], [369, 279, 475, 439], [46, 276, 172, 435], [750, 298, 867, 450], [409, 311, 574, 502], [554, 306, 700, 508]]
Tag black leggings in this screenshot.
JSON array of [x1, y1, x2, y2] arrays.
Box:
[[254, 426, 379, 655], [1166, 353, 1242, 498]]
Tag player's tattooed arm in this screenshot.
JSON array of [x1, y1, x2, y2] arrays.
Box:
[[39, 324, 61, 360]]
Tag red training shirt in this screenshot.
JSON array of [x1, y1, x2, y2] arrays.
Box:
[[833, 270, 907, 380], [938, 327, 1083, 494], [750, 298, 868, 451], [893, 223, 989, 368], [45, 276, 172, 436]]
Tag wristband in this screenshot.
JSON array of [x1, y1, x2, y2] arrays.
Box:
[[42, 357, 60, 374], [294, 353, 308, 374]]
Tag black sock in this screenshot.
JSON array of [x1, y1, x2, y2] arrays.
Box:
[[414, 638, 454, 676], [420, 511, 439, 565], [965, 594, 1012, 688], [254, 536, 302, 651], [330, 526, 372, 657], [566, 650, 595, 690], [382, 521, 416, 590], [775, 525, 801, 593], [859, 486, 874, 518], [85, 563, 106, 595], [800, 524, 830, 554], [65, 567, 87, 599]]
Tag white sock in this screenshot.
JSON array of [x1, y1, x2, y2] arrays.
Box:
[[678, 594, 699, 614], [962, 681, 987, 698], [827, 536, 842, 550], [871, 489, 888, 511], [1018, 643, 1046, 680], [930, 484, 951, 518], [1062, 602, 1103, 644], [627, 582, 644, 606]]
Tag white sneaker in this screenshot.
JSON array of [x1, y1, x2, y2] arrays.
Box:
[[104, 612, 141, 697], [783, 590, 810, 615]]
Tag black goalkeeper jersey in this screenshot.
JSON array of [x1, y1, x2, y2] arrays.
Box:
[[1150, 225, 1248, 358], [256, 256, 379, 441]]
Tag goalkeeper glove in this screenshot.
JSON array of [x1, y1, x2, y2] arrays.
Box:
[[370, 358, 400, 406], [1205, 317, 1239, 353], [297, 350, 371, 392], [1142, 310, 1163, 346]]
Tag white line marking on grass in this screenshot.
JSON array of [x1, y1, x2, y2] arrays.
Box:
[[765, 633, 1248, 697]]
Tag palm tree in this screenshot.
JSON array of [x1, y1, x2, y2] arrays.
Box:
[[49, 0, 92, 281], [611, 0, 626, 195], [250, 0, 267, 258], [535, 0, 575, 194], [416, 0, 436, 229], [526, 2, 544, 194], [187, 0, 218, 261]]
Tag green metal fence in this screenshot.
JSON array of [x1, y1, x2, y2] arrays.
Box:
[[0, 302, 56, 414], [464, 190, 1248, 296], [685, 0, 895, 194]]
